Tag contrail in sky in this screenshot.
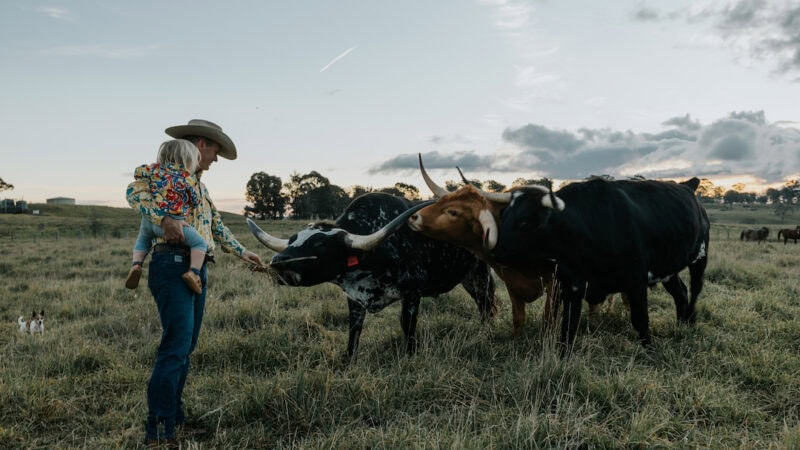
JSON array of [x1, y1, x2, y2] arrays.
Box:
[[320, 47, 356, 72]]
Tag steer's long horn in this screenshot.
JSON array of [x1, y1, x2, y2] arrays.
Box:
[[480, 190, 512, 203], [247, 219, 289, 252], [345, 200, 434, 251], [543, 181, 565, 211], [456, 166, 471, 185], [468, 182, 512, 204], [453, 165, 512, 204], [418, 153, 450, 198]]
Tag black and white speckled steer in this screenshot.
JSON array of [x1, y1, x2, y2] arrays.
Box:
[[247, 193, 497, 360], [487, 178, 709, 356]]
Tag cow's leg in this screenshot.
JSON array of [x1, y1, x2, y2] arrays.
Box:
[[459, 261, 497, 321], [510, 293, 527, 336], [549, 280, 561, 325], [400, 295, 421, 355], [501, 278, 534, 335], [541, 277, 557, 328], [346, 298, 366, 361], [686, 256, 708, 324], [627, 285, 652, 347], [587, 293, 615, 315], [661, 276, 689, 322], [559, 284, 584, 358]]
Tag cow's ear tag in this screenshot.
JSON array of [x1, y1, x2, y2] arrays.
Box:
[[347, 255, 359, 267]]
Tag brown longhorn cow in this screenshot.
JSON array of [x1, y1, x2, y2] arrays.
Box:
[[407, 155, 619, 336]]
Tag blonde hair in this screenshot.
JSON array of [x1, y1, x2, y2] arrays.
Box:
[[157, 139, 200, 173]]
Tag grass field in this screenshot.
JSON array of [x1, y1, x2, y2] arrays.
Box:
[[0, 203, 799, 448]]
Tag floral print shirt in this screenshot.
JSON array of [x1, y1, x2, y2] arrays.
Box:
[[134, 163, 200, 218], [126, 167, 245, 256]]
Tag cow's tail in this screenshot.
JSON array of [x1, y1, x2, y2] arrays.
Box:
[[740, 231, 745, 241], [685, 236, 709, 324], [687, 241, 708, 324], [778, 229, 784, 240]]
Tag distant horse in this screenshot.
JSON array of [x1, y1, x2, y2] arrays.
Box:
[[777, 226, 800, 245], [741, 227, 769, 243]]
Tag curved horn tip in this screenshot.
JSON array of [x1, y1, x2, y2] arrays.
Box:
[[345, 200, 434, 251], [418, 154, 449, 198], [456, 166, 467, 183], [541, 195, 566, 211], [246, 218, 258, 231], [247, 218, 290, 251]]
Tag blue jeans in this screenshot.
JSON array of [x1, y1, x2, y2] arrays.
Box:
[[145, 247, 207, 440]]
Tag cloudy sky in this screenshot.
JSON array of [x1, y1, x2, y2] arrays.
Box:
[[2, 0, 799, 212]]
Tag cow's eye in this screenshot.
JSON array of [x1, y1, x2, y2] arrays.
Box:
[[446, 209, 459, 217]]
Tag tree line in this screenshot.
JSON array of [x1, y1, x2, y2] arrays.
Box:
[[695, 178, 800, 205], [244, 171, 800, 221], [243, 171, 555, 220]]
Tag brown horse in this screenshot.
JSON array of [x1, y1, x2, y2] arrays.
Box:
[[741, 227, 769, 243], [777, 226, 800, 245]]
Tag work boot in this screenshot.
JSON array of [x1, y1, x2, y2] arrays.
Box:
[[145, 438, 178, 448], [145, 416, 177, 448], [182, 270, 203, 294]]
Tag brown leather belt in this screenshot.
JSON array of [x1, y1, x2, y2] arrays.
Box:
[[152, 244, 215, 264]]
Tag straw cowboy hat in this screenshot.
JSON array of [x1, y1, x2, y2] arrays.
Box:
[[165, 119, 237, 160]]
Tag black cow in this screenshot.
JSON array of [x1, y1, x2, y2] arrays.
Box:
[[247, 193, 497, 360], [487, 178, 709, 355], [741, 227, 769, 243]]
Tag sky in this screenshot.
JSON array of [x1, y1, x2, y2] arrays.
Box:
[[1, 0, 799, 213]]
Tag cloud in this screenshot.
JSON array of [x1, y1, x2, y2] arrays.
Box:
[[632, 1, 800, 79], [491, 1, 533, 30], [775, 120, 800, 130], [663, 114, 702, 131], [480, 0, 563, 110], [369, 151, 494, 174], [372, 111, 800, 185], [428, 136, 444, 144], [39, 44, 158, 59], [502, 124, 584, 155], [37, 6, 75, 21], [633, 7, 661, 21]]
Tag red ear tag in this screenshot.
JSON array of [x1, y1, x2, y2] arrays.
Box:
[[347, 255, 359, 267]]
